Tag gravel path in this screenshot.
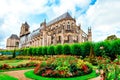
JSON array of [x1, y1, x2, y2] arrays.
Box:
[[90, 76, 101, 80], [4, 69, 33, 80]]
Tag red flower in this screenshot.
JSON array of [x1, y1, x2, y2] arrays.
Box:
[[82, 65, 88, 72], [42, 73, 45, 76]]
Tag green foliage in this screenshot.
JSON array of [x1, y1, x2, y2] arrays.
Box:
[[63, 44, 71, 55], [71, 43, 81, 55], [32, 48, 37, 56], [55, 44, 63, 55], [28, 47, 33, 56], [37, 47, 43, 56], [42, 46, 48, 55], [105, 34, 118, 41], [12, 50, 16, 58], [81, 42, 92, 58], [111, 39, 120, 55], [47, 45, 55, 55], [3, 39, 120, 59]]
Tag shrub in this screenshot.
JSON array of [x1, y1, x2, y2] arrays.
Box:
[[28, 47, 33, 56], [37, 47, 43, 56], [81, 42, 92, 58], [47, 45, 55, 55], [71, 43, 81, 55], [63, 44, 71, 55], [110, 39, 120, 59], [42, 46, 48, 55], [32, 48, 37, 56], [12, 51, 16, 58], [55, 44, 63, 55]]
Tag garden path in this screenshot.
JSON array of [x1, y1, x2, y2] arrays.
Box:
[[90, 76, 101, 80], [4, 69, 33, 80]]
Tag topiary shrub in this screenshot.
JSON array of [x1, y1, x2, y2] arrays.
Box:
[[63, 44, 71, 55], [42, 46, 48, 55], [71, 43, 82, 55], [28, 47, 33, 56], [55, 44, 63, 55], [37, 47, 43, 56], [47, 45, 55, 55]]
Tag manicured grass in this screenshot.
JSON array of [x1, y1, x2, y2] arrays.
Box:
[[0, 67, 34, 72], [0, 73, 18, 80], [0, 60, 30, 66], [25, 70, 97, 80]]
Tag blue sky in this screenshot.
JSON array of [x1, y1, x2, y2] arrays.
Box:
[[0, 0, 120, 49]]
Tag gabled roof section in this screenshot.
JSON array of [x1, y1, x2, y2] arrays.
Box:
[[46, 12, 73, 26], [9, 34, 19, 40], [22, 22, 29, 28]]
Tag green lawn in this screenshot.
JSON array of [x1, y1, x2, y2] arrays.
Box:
[[0, 73, 18, 80], [25, 70, 97, 80], [0, 60, 30, 66]]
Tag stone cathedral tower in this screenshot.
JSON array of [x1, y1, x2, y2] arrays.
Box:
[[88, 27, 92, 41], [20, 22, 30, 37]]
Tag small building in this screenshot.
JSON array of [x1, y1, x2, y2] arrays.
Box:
[[6, 34, 19, 50]]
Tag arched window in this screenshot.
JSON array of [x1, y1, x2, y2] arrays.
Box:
[[67, 22, 70, 30]]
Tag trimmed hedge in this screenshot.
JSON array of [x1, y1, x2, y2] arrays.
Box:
[[63, 44, 71, 55], [55, 44, 63, 55], [47, 46, 55, 55], [2, 39, 120, 59], [71, 43, 82, 55]]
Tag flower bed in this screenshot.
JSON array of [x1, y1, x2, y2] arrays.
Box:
[[0, 62, 37, 70], [34, 56, 92, 78]]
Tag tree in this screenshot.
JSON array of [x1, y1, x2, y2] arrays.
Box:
[[105, 35, 118, 40]]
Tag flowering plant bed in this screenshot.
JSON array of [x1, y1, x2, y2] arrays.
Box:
[[25, 70, 97, 80], [34, 56, 92, 78]]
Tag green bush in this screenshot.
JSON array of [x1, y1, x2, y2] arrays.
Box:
[[63, 44, 71, 55], [28, 47, 33, 56], [37, 47, 43, 56], [42, 46, 48, 55], [81, 42, 92, 58], [94, 41, 111, 57], [71, 43, 81, 55], [47, 45, 55, 55], [55, 44, 63, 55]]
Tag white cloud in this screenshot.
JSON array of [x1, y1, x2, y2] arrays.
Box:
[[78, 0, 120, 41], [45, 0, 91, 21]]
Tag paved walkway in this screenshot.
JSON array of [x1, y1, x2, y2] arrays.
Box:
[[90, 76, 101, 80], [4, 69, 33, 80]]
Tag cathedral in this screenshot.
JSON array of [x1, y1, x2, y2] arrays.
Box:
[[6, 12, 92, 49]]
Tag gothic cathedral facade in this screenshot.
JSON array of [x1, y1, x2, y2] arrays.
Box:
[[19, 12, 92, 48]]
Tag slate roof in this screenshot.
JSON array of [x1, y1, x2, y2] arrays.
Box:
[[9, 34, 19, 40], [46, 12, 73, 26]]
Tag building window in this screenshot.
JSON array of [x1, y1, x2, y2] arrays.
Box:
[[25, 28, 28, 32], [58, 36, 61, 41], [67, 25, 70, 30]]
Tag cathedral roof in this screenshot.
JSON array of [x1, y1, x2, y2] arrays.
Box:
[[9, 34, 19, 40], [22, 22, 29, 28], [46, 12, 73, 26]]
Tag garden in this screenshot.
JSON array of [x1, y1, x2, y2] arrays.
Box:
[[0, 39, 120, 80]]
